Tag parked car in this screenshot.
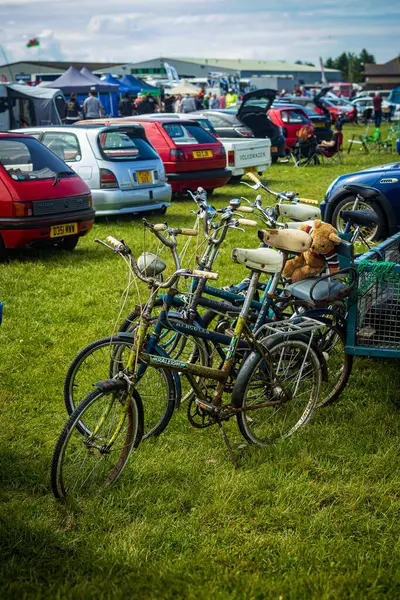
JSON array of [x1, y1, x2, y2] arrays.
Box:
[[321, 161, 400, 239], [0, 132, 94, 258], [276, 103, 333, 143], [286, 87, 356, 123], [144, 113, 271, 182], [267, 104, 314, 149], [78, 117, 231, 195], [11, 124, 171, 216], [351, 97, 394, 122], [196, 89, 287, 161]]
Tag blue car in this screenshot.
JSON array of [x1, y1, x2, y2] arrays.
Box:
[[321, 161, 400, 239]]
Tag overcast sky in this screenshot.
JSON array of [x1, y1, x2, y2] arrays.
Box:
[[0, 0, 398, 67]]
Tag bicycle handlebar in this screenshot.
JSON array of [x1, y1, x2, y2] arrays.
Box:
[[152, 223, 199, 236]]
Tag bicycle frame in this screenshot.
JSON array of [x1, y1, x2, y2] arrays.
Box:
[[128, 270, 267, 409]]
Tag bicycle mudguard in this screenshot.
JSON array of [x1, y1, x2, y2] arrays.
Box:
[[95, 378, 128, 393]]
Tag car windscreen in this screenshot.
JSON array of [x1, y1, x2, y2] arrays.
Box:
[[0, 137, 75, 181], [163, 123, 217, 145], [98, 130, 159, 161], [194, 119, 217, 135]]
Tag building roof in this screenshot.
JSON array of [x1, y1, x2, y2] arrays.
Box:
[[2, 61, 121, 71], [365, 57, 400, 76], [175, 57, 340, 73]]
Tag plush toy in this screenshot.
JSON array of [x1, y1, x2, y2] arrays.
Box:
[[282, 220, 341, 283]]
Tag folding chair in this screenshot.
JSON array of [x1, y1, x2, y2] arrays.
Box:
[[289, 138, 320, 167], [319, 132, 344, 165], [347, 126, 370, 154]]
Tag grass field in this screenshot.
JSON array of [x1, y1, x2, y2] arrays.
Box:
[[1, 124, 400, 599]]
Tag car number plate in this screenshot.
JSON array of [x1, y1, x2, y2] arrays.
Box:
[[137, 170, 153, 184], [271, 146, 278, 152], [192, 150, 213, 158], [50, 223, 78, 238], [314, 122, 325, 128]]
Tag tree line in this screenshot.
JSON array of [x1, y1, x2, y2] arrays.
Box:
[[324, 49, 375, 83]]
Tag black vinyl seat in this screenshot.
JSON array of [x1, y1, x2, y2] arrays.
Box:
[[343, 184, 379, 199], [340, 209, 379, 228], [286, 278, 348, 304]]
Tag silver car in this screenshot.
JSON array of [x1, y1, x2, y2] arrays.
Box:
[[11, 124, 172, 216]]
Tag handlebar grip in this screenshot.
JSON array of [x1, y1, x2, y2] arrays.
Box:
[[245, 172, 260, 184], [297, 197, 319, 206], [106, 236, 125, 251], [153, 223, 167, 231], [192, 269, 218, 280], [237, 218, 258, 227], [177, 228, 199, 236], [239, 206, 254, 213]]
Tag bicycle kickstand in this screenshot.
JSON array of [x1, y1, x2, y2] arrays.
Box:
[[217, 419, 238, 469]]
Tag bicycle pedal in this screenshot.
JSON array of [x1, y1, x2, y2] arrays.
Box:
[[195, 399, 219, 414]]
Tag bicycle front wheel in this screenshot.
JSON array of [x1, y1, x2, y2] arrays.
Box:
[[51, 387, 143, 499], [64, 336, 176, 439], [232, 337, 321, 447]]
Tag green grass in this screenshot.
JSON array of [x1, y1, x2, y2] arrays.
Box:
[[1, 123, 400, 599]]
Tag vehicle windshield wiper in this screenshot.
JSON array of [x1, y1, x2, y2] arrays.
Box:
[[53, 171, 73, 186]]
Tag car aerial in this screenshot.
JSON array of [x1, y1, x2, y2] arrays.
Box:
[[0, 132, 94, 258], [80, 117, 231, 195], [196, 89, 287, 161], [267, 103, 314, 149], [11, 124, 171, 217], [143, 113, 271, 183], [321, 161, 400, 239]]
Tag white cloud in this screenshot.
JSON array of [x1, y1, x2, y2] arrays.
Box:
[[0, 0, 398, 66]]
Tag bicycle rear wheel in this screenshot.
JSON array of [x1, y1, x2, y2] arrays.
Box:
[[51, 387, 143, 499], [64, 336, 176, 439], [232, 336, 321, 447]]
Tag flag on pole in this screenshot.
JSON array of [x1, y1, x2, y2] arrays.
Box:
[[319, 57, 327, 84], [26, 38, 40, 48]]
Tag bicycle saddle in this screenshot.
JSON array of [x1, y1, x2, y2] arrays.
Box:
[[340, 209, 378, 228], [231, 247, 283, 274], [258, 228, 311, 253], [343, 184, 379, 199]]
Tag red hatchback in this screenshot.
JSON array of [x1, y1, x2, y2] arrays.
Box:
[[268, 106, 314, 149], [0, 133, 94, 258], [81, 117, 231, 194]]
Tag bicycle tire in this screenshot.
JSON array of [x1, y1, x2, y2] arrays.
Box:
[[232, 336, 321, 447], [64, 336, 176, 440], [51, 387, 144, 500], [275, 299, 352, 408]]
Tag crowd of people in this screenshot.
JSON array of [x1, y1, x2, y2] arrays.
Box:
[[63, 85, 240, 122]]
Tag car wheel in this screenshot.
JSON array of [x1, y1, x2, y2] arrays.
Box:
[[230, 176, 242, 185], [331, 196, 387, 242], [59, 235, 79, 251], [271, 156, 279, 163]]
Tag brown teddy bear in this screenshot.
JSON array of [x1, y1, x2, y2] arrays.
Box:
[[282, 220, 341, 283]]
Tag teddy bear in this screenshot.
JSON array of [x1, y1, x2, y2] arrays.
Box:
[[282, 220, 341, 283]]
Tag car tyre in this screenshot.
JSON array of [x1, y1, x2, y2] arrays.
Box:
[[0, 236, 8, 262], [331, 195, 387, 242], [60, 235, 79, 251], [229, 176, 242, 185]]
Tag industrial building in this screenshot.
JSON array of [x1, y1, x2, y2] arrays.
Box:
[[0, 57, 340, 88]]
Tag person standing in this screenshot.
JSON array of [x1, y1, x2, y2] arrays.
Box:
[[226, 89, 237, 107], [164, 93, 175, 112], [179, 93, 196, 113], [65, 92, 82, 124], [83, 89, 103, 119], [136, 93, 155, 115], [174, 94, 182, 113], [119, 92, 133, 117], [373, 92, 382, 128], [218, 93, 226, 109], [209, 93, 218, 109]]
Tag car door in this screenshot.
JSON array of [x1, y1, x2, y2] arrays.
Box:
[[40, 131, 94, 182]]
